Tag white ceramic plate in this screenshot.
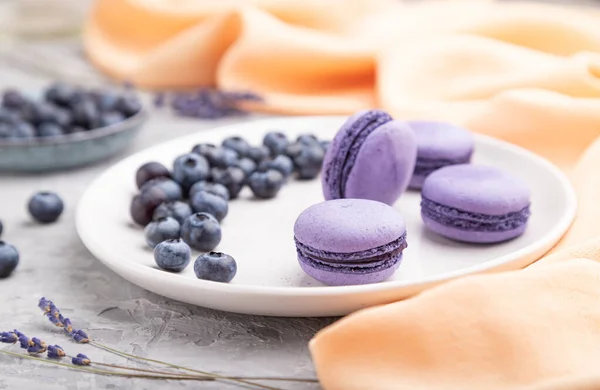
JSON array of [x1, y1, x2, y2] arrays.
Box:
[[76, 116, 577, 317]]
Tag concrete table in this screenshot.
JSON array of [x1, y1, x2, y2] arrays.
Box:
[[0, 39, 329, 389]]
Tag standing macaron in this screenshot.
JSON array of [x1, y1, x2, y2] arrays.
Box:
[[321, 110, 417, 206], [408, 121, 474, 189], [294, 199, 407, 286], [420, 164, 531, 243]]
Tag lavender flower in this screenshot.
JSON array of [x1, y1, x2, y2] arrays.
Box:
[[16, 331, 31, 349], [63, 318, 74, 335], [72, 330, 89, 344], [27, 337, 47, 355], [46, 312, 64, 327], [167, 88, 262, 119], [0, 331, 17, 344], [72, 353, 91, 366], [47, 345, 66, 359], [38, 297, 53, 313]]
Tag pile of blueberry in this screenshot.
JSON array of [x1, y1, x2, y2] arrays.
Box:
[[0, 82, 141, 140], [0, 191, 64, 279], [132, 131, 330, 283]]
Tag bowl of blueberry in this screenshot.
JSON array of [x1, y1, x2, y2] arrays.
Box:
[[0, 82, 146, 172]]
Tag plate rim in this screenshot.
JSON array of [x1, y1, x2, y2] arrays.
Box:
[[76, 115, 577, 298]]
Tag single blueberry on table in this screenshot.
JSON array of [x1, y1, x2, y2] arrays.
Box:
[[0, 241, 19, 278], [210, 166, 246, 199], [71, 99, 99, 130], [194, 252, 237, 283], [232, 158, 256, 178], [27, 192, 64, 223], [293, 144, 325, 180], [144, 217, 181, 248], [37, 122, 64, 138], [222, 136, 251, 157], [10, 122, 35, 139], [190, 191, 228, 222], [152, 201, 192, 225], [135, 162, 171, 189], [263, 131, 289, 156], [139, 178, 183, 201], [181, 213, 222, 252], [44, 82, 76, 107], [172, 153, 210, 193], [98, 111, 125, 127], [246, 145, 270, 164], [248, 169, 285, 199], [191, 143, 217, 161], [207, 147, 239, 168], [116, 95, 142, 117], [259, 155, 294, 178], [296, 134, 319, 146], [2, 89, 26, 110], [154, 238, 191, 272], [189, 181, 230, 201]]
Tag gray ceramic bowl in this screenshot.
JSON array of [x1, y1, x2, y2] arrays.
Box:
[[0, 109, 148, 172]]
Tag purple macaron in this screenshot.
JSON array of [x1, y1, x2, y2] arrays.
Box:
[[321, 110, 417, 206], [293, 199, 407, 286], [409, 121, 474, 189], [421, 164, 531, 243]]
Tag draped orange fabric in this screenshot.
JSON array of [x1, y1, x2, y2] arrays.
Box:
[[85, 1, 600, 389]]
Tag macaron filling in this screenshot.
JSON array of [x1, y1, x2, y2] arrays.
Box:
[[324, 111, 393, 198], [414, 156, 471, 177], [295, 233, 407, 274], [421, 197, 530, 232]]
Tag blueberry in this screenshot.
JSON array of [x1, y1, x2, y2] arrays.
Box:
[[246, 145, 270, 164], [22, 102, 57, 125], [259, 155, 294, 178], [181, 213, 221, 252], [116, 95, 142, 117], [130, 194, 156, 226], [191, 143, 217, 160], [27, 192, 64, 223], [207, 147, 239, 168], [320, 140, 331, 152], [152, 201, 193, 225], [222, 136, 251, 157], [248, 169, 285, 199], [72, 99, 99, 129], [135, 162, 171, 189], [194, 252, 237, 283], [172, 153, 210, 193], [51, 106, 72, 128], [94, 92, 119, 112], [2, 89, 26, 110], [154, 238, 190, 272], [37, 122, 63, 138], [44, 82, 76, 107], [296, 134, 319, 146], [284, 142, 303, 160], [210, 166, 246, 199], [0, 241, 19, 278], [189, 181, 230, 201], [263, 131, 289, 156], [232, 158, 256, 178], [139, 178, 183, 201], [99, 111, 126, 127], [0, 107, 21, 124], [293, 145, 325, 180], [144, 217, 181, 248], [190, 191, 228, 222], [10, 121, 35, 139]]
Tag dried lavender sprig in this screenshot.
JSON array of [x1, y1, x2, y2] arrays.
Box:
[[0, 349, 213, 381], [37, 298, 89, 344], [0, 331, 17, 344], [47, 344, 66, 359]]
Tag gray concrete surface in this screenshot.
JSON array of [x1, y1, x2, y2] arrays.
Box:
[[0, 40, 329, 389]]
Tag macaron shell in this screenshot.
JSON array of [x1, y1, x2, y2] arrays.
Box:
[[344, 120, 417, 205], [321, 110, 392, 201], [410, 121, 474, 161], [422, 164, 531, 215], [422, 216, 527, 243], [293, 198, 406, 254], [298, 252, 402, 286]]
